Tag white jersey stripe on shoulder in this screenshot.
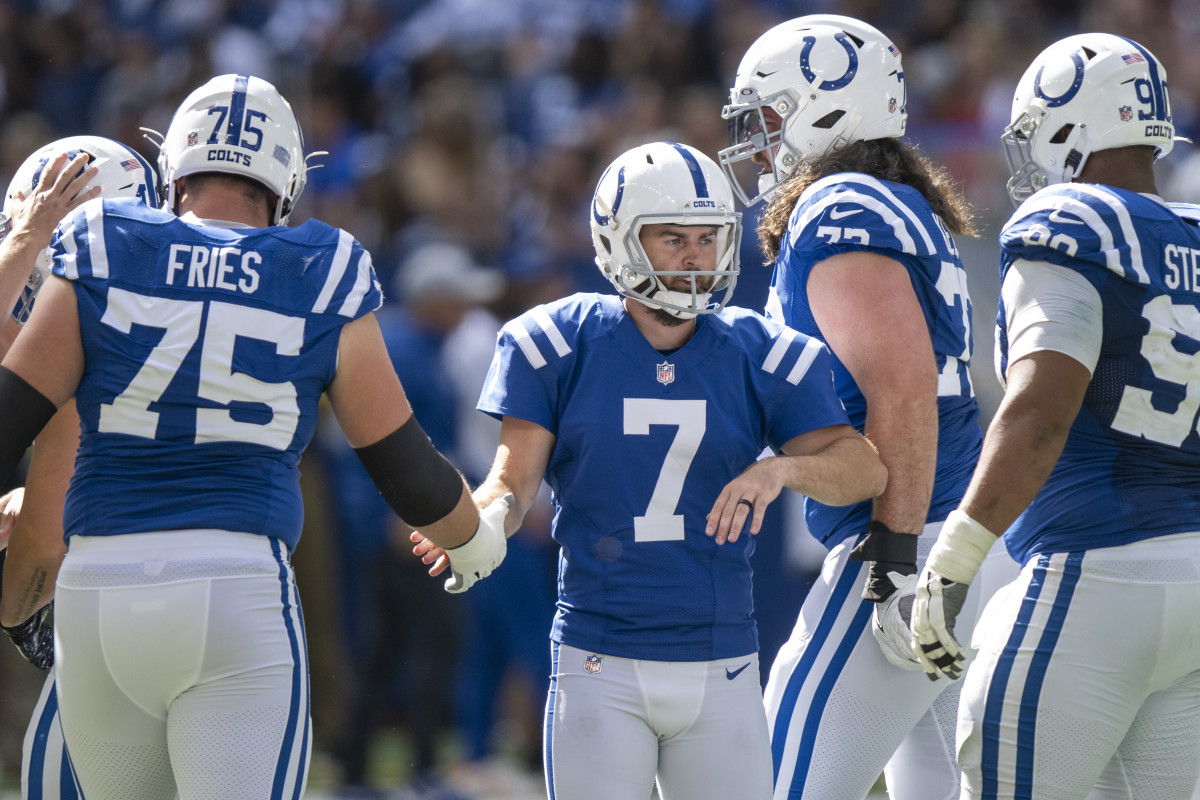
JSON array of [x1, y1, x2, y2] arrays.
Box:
[[337, 249, 374, 317], [312, 230, 354, 314], [840, 174, 938, 254], [784, 337, 822, 385], [508, 322, 547, 369], [1072, 185, 1148, 283], [532, 307, 572, 357], [762, 327, 799, 375], [804, 174, 937, 255], [84, 202, 109, 278], [58, 217, 80, 280], [791, 187, 919, 255]]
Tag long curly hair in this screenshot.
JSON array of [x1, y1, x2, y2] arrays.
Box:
[[758, 138, 976, 263]]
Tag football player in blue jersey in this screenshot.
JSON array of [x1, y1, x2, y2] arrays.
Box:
[[412, 140, 886, 800], [911, 33, 1200, 799], [718, 15, 1018, 800], [0, 74, 508, 800], [0, 135, 160, 800]]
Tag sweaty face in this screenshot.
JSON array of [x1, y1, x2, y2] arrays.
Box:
[[638, 223, 719, 292]]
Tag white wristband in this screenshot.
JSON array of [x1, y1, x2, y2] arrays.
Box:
[[926, 509, 998, 585]]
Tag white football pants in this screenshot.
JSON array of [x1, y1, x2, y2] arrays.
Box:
[[54, 530, 311, 800], [764, 521, 1017, 800], [545, 642, 773, 800]]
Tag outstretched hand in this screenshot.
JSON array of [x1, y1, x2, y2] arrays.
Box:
[[411, 531, 450, 577], [9, 152, 100, 249], [706, 460, 783, 545], [411, 493, 514, 593]]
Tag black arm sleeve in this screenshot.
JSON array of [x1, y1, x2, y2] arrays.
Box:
[[0, 366, 57, 485], [352, 415, 466, 527]]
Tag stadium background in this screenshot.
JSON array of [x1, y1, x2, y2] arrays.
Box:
[[0, 0, 1195, 797]]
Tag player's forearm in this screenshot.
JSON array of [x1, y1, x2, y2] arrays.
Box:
[[960, 394, 1072, 536], [0, 230, 44, 324], [863, 396, 937, 534], [777, 434, 886, 506], [961, 351, 1089, 535], [472, 474, 528, 537], [410, 483, 482, 550], [0, 553, 56, 626]]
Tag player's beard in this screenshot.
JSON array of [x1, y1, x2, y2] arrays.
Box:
[[645, 305, 690, 327]]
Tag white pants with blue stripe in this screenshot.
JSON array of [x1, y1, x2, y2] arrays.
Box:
[[960, 532, 1200, 800], [52, 530, 311, 800], [764, 522, 1017, 800], [23, 670, 82, 800]]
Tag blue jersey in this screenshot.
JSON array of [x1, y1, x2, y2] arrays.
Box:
[[478, 293, 850, 661], [766, 172, 982, 545], [52, 198, 382, 550], [997, 185, 1200, 563]]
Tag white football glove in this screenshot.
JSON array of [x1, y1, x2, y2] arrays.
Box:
[[910, 569, 969, 680], [910, 509, 997, 680], [443, 493, 513, 594], [871, 570, 923, 671]]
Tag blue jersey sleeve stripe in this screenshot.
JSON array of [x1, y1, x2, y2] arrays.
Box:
[[532, 306, 572, 357], [1073, 185, 1148, 283], [762, 327, 799, 375], [505, 320, 548, 369], [336, 248, 373, 317], [785, 337, 823, 385], [84, 202, 110, 278], [311, 229, 354, 313]]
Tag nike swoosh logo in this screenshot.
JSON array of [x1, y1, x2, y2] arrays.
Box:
[[726, 662, 751, 680], [829, 207, 862, 220], [1048, 208, 1085, 225]]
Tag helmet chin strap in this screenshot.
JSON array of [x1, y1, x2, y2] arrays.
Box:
[[645, 283, 709, 319]]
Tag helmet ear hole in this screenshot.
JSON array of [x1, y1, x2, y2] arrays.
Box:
[[1049, 124, 1074, 144], [597, 234, 613, 255], [813, 110, 846, 129]]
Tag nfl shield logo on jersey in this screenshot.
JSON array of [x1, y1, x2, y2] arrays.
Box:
[[657, 361, 675, 385], [1120, 105, 1133, 121], [584, 654, 603, 674]]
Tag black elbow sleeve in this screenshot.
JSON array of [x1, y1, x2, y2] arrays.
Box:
[[353, 415, 465, 527], [0, 366, 57, 484]]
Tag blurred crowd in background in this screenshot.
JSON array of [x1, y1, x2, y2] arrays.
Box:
[[0, 0, 1198, 796]]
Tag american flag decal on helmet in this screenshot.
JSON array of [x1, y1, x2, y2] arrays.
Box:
[[120, 158, 141, 172]]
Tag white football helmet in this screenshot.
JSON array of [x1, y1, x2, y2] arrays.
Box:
[[3, 135, 159, 324], [152, 74, 309, 225], [719, 15, 906, 207], [591, 142, 741, 319], [1004, 33, 1175, 205]]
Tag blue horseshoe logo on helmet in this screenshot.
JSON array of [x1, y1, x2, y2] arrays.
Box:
[[592, 165, 626, 226], [799, 32, 859, 91], [1034, 51, 1085, 108]]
